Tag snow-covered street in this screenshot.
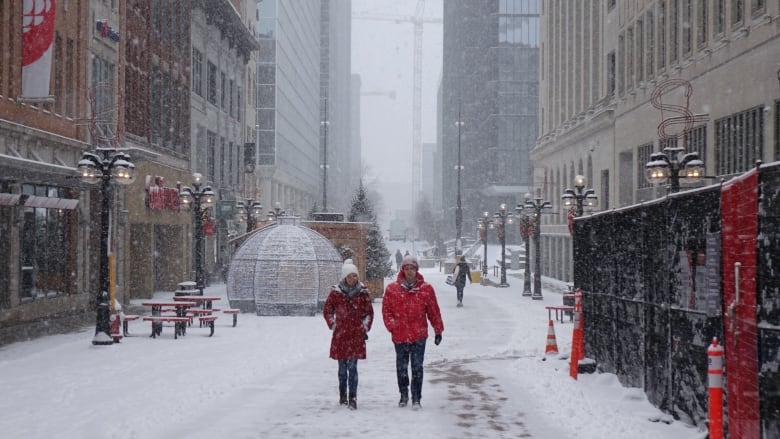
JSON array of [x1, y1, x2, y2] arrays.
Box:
[[0, 245, 703, 439]]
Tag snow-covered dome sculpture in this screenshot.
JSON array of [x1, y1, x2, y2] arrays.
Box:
[[227, 217, 342, 316]]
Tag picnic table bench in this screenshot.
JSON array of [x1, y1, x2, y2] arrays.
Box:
[[142, 316, 191, 339], [198, 316, 218, 336], [222, 309, 240, 327]]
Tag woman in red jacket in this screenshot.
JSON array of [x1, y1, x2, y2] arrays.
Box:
[[323, 260, 374, 410], [382, 255, 444, 409]]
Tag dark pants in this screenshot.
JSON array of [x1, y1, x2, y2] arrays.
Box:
[[456, 284, 464, 302], [394, 339, 427, 402], [338, 358, 358, 396]]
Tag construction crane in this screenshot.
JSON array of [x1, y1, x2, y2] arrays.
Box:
[[353, 0, 442, 207]]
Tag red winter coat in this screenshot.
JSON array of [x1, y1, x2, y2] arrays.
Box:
[[323, 283, 374, 360], [382, 271, 444, 344]]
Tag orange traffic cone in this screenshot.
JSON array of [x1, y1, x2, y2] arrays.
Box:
[[545, 319, 559, 355]]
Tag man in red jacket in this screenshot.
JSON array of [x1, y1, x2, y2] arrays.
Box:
[[382, 255, 444, 409]]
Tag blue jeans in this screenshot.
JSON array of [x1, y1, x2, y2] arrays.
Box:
[[394, 339, 427, 401], [338, 359, 358, 396]]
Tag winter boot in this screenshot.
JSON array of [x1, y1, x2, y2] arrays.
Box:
[[411, 399, 421, 410], [339, 388, 348, 406], [398, 392, 409, 408], [348, 396, 357, 410]]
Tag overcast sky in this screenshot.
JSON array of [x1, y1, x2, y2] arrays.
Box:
[[351, 0, 443, 225]]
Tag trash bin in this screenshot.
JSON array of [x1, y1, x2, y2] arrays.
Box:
[[470, 270, 481, 283], [175, 281, 200, 296]]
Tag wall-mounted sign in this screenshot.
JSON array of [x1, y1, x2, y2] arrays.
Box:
[[145, 175, 180, 210]]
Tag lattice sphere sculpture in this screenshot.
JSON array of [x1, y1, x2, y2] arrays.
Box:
[[227, 219, 343, 316]]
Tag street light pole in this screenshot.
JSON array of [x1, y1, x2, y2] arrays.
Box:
[[179, 173, 215, 295], [321, 100, 330, 211], [645, 146, 704, 193], [267, 201, 285, 222], [515, 196, 534, 297], [454, 103, 464, 251], [236, 199, 263, 232], [562, 175, 598, 217], [517, 194, 551, 299], [492, 203, 513, 288], [476, 211, 491, 283], [76, 149, 135, 345]]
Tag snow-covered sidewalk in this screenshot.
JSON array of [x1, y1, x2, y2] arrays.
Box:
[[0, 252, 702, 438]]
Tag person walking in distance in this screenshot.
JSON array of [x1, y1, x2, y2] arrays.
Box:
[[453, 253, 473, 307], [382, 255, 444, 409], [395, 249, 403, 272], [323, 259, 374, 410]]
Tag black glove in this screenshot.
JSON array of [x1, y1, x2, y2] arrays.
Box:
[[434, 334, 442, 345], [365, 333, 369, 340]]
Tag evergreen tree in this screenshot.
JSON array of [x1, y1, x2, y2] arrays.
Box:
[[348, 180, 392, 279]]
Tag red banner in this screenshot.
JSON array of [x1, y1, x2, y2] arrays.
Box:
[[22, 0, 56, 98]]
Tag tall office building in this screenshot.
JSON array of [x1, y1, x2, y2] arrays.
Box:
[[253, 0, 353, 216], [440, 0, 539, 241]]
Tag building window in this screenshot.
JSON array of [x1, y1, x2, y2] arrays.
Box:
[[65, 38, 74, 117], [751, 0, 765, 16], [53, 33, 64, 115], [236, 86, 242, 123], [646, 10, 655, 75], [636, 19, 644, 84], [775, 100, 780, 162], [192, 48, 203, 96], [19, 184, 76, 301], [670, 0, 679, 65], [607, 51, 616, 97], [685, 124, 707, 165], [731, 0, 744, 26], [682, 0, 692, 56], [607, 0, 616, 10], [659, 0, 667, 69], [637, 143, 654, 189], [150, 65, 160, 144], [220, 71, 226, 110], [617, 33, 625, 95], [207, 61, 217, 105], [715, 106, 764, 175], [229, 79, 235, 118], [220, 137, 226, 185], [207, 131, 216, 181], [715, 0, 725, 35], [697, 0, 708, 49]]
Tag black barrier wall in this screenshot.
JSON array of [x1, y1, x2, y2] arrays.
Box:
[[758, 164, 780, 438], [573, 186, 722, 427]]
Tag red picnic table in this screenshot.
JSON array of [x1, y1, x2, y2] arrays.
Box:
[[141, 300, 196, 339]]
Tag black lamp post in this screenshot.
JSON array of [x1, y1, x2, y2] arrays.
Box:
[[645, 146, 704, 193], [236, 199, 263, 232], [514, 195, 533, 297], [476, 211, 492, 283], [178, 173, 215, 295], [517, 194, 551, 299], [561, 175, 598, 217], [76, 149, 135, 345], [267, 201, 285, 222], [492, 203, 513, 288], [454, 103, 464, 252]]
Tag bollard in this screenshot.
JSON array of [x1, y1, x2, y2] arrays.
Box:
[[707, 337, 724, 439]]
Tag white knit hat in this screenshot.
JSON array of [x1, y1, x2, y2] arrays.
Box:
[[341, 259, 359, 280]]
